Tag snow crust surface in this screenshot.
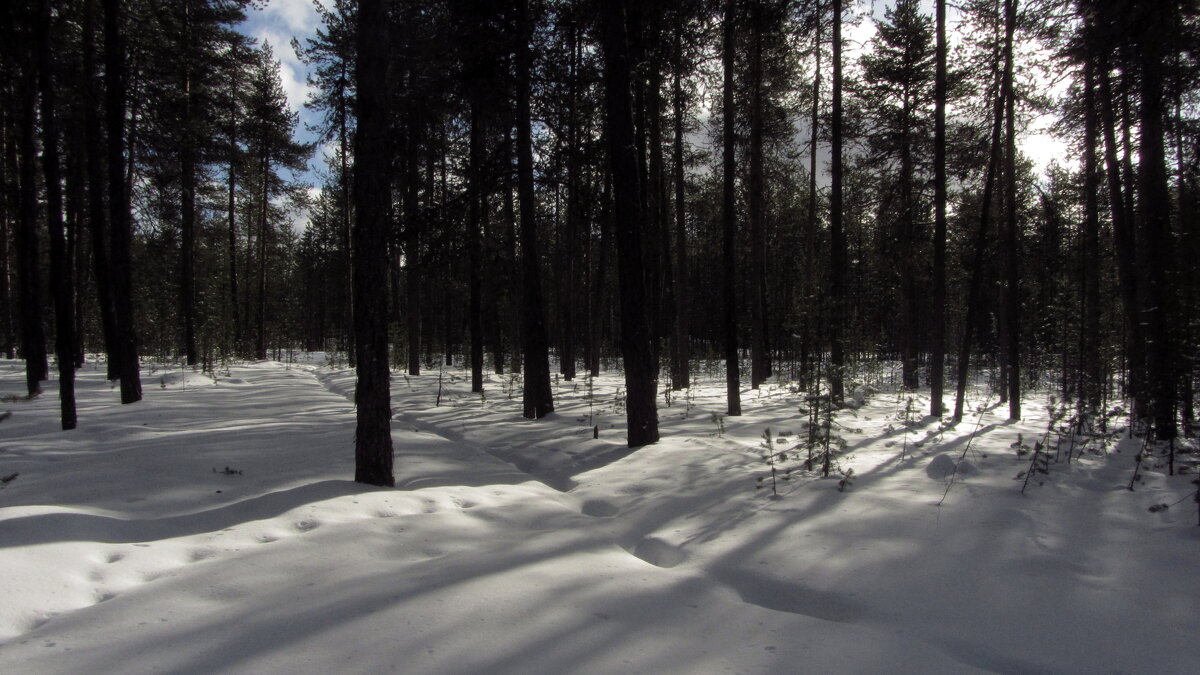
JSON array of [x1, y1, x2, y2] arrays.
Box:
[[1, 357, 1197, 674]]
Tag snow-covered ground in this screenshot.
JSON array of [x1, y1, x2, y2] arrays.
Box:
[[1, 356, 1196, 674]]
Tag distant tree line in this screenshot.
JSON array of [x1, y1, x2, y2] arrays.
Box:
[[1, 1, 1195, 487]]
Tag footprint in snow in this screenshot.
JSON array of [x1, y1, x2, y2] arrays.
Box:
[[188, 548, 217, 562], [104, 552, 125, 564], [293, 520, 320, 532]]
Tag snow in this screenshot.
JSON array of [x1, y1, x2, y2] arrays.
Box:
[[1, 356, 1197, 674]]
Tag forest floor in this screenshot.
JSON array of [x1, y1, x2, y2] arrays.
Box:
[[0, 355, 1197, 674]]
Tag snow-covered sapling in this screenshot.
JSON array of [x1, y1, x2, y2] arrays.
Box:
[[711, 411, 725, 437], [837, 468, 855, 492], [756, 428, 792, 497]]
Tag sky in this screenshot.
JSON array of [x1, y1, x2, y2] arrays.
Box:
[[240, 0, 1069, 217], [241, 0, 326, 181]]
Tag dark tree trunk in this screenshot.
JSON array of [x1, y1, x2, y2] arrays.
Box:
[[0, 141, 11, 360], [256, 153, 269, 361], [748, 2, 768, 391], [226, 70, 240, 357], [37, 0, 75, 426], [562, 21, 581, 383], [179, 0, 197, 366], [953, 67, 1005, 422], [829, 0, 846, 404], [671, 15, 689, 391], [15, 6, 48, 397], [351, 0, 394, 487], [516, 0, 553, 419], [601, 0, 659, 447], [1134, 3, 1178, 439], [503, 124, 520, 374], [404, 119, 421, 376], [468, 96, 484, 393], [104, 0, 142, 404], [588, 175, 611, 378], [339, 82, 354, 368], [83, 0, 119, 378], [722, 0, 741, 416], [1097, 58, 1143, 414], [804, 9, 821, 388], [1081, 56, 1102, 411], [1001, 0, 1020, 420], [930, 0, 947, 416]]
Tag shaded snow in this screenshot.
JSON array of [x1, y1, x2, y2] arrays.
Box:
[[1, 357, 1197, 673]]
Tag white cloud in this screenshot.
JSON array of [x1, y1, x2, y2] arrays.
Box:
[[260, 0, 319, 34]]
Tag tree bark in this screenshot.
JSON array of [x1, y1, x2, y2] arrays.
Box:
[[1001, 0, 1020, 420], [829, 0, 846, 404], [722, 0, 742, 416], [748, 1, 768, 390], [82, 0, 119, 378], [516, 0, 553, 419], [930, 0, 947, 416], [179, 0, 198, 366], [671, 14, 690, 391], [1081, 55, 1101, 411], [953, 67, 1005, 422], [1095, 56, 1143, 415], [351, 0, 394, 487], [103, 0, 142, 404], [15, 4, 48, 397], [468, 95, 484, 393], [38, 0, 75, 426], [1134, 2, 1177, 439], [601, 0, 659, 447]]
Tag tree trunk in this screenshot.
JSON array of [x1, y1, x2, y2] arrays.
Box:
[[671, 15, 689, 391], [38, 0, 75, 426], [1081, 55, 1101, 412], [930, 0, 947, 416], [748, 2, 768, 391], [804, 8, 821, 389], [1134, 3, 1177, 439], [516, 0, 553, 419], [227, 73, 240, 357], [953, 69, 1005, 422], [722, 0, 742, 416], [351, 0, 394, 487], [256, 153, 269, 360], [1001, 0, 1020, 420], [562, 20, 580, 383], [468, 96, 484, 393], [104, 0, 142, 404], [15, 6, 48, 397], [0, 137, 12, 360], [829, 0, 846, 404], [83, 0, 119, 378], [601, 0, 659, 447], [179, 0, 198, 366], [1096, 58, 1143, 413], [404, 117, 421, 376]]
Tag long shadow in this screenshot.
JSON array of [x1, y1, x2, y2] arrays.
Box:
[[0, 480, 379, 547]]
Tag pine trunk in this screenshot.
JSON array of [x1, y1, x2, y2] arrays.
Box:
[[830, 0, 846, 404], [516, 0, 553, 419], [722, 0, 742, 416], [351, 0, 394, 487], [601, 0, 659, 447], [104, 0, 142, 404], [930, 0, 947, 416], [38, 0, 76, 427]]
